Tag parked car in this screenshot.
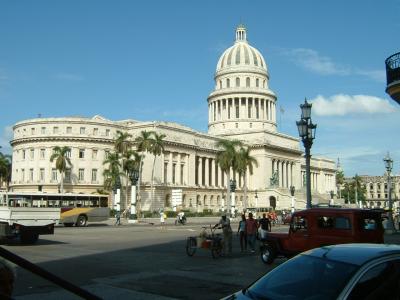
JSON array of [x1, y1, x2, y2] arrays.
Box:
[[260, 208, 384, 264], [223, 243, 400, 300]]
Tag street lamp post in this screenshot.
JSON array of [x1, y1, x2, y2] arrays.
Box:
[[383, 152, 396, 232], [128, 169, 139, 223], [230, 179, 237, 218], [290, 186, 295, 213], [296, 99, 317, 209]]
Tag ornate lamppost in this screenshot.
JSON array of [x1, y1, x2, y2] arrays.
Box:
[[128, 169, 139, 222], [296, 99, 317, 209], [383, 152, 396, 232], [230, 179, 237, 218], [290, 186, 295, 213]]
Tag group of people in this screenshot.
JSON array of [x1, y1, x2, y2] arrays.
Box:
[[214, 212, 272, 257]]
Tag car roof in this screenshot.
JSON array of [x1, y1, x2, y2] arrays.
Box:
[[303, 243, 400, 266]]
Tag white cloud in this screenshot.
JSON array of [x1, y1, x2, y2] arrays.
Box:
[[283, 48, 385, 82], [310, 94, 396, 116], [55, 73, 84, 81]]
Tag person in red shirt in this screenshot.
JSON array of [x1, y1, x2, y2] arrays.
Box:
[[246, 213, 258, 253]]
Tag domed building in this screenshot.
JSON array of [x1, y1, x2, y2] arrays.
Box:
[[9, 25, 337, 212]]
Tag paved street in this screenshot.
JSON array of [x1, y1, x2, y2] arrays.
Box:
[[4, 218, 283, 300]]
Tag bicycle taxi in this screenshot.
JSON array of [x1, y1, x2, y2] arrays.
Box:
[[185, 225, 223, 258]]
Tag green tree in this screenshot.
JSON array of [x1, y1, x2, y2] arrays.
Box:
[[135, 130, 155, 216], [102, 151, 122, 191], [342, 175, 366, 204], [149, 132, 166, 210], [49, 146, 72, 193], [336, 170, 345, 199], [114, 131, 134, 209], [0, 150, 12, 191], [216, 139, 243, 217], [121, 149, 141, 210], [236, 146, 258, 211]]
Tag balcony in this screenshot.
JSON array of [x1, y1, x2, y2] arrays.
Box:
[[385, 51, 400, 103]]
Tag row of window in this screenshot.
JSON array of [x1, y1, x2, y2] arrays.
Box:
[[14, 168, 99, 183], [17, 126, 112, 137], [218, 77, 266, 89], [17, 148, 111, 160]]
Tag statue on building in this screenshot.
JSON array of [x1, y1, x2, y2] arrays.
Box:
[[270, 170, 279, 187]]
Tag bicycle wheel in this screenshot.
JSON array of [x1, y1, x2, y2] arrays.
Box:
[[186, 237, 197, 256], [211, 239, 222, 259]]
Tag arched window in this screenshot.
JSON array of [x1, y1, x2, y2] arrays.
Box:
[[246, 77, 250, 87], [227, 78, 230, 88], [263, 80, 266, 88], [256, 78, 259, 87], [236, 77, 240, 87], [219, 80, 222, 89]]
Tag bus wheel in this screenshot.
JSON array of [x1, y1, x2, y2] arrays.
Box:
[[76, 215, 87, 227], [63, 223, 74, 227], [20, 232, 39, 244]]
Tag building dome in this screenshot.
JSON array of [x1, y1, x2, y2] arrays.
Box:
[[207, 25, 277, 137], [216, 25, 268, 77]]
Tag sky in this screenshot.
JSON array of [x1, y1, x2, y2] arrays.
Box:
[[0, 0, 399, 177]]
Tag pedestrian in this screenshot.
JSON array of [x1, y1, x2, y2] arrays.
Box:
[[214, 213, 232, 257], [115, 210, 121, 226], [246, 212, 258, 253], [160, 210, 166, 229], [237, 214, 247, 252], [258, 213, 271, 240]]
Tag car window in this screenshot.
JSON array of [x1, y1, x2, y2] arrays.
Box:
[[362, 218, 378, 230], [348, 260, 400, 299], [335, 217, 351, 229], [292, 216, 307, 232], [248, 255, 357, 300], [317, 216, 351, 230]]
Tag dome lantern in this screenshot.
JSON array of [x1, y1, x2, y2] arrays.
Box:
[[235, 24, 247, 43]]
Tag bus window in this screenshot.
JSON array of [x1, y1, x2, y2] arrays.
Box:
[[90, 199, 99, 207], [100, 198, 108, 207]]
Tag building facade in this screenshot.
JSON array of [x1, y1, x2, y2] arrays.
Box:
[[9, 25, 337, 212]]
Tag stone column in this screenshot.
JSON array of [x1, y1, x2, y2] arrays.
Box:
[[198, 156, 203, 186], [177, 154, 181, 185], [246, 98, 249, 119], [168, 152, 173, 184], [211, 159, 215, 187], [205, 157, 209, 186]]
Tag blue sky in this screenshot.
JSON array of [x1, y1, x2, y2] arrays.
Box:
[[1, 0, 399, 177]]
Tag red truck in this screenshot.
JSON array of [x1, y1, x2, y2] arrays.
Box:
[[260, 208, 384, 264]]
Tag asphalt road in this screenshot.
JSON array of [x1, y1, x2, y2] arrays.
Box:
[[3, 219, 287, 300]]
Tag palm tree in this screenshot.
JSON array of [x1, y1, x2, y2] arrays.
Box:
[[216, 139, 243, 217], [121, 149, 141, 210], [50, 146, 72, 193], [236, 146, 258, 211], [102, 151, 122, 191], [336, 170, 345, 199], [135, 130, 154, 217], [0, 151, 12, 191], [150, 132, 166, 210], [114, 131, 133, 209]]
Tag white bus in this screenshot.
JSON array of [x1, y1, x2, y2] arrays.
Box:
[[3, 192, 110, 227]]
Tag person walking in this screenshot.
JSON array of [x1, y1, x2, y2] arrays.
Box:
[[159, 210, 166, 229], [237, 214, 247, 253], [246, 212, 258, 253], [115, 210, 121, 226], [258, 213, 271, 240], [214, 213, 232, 257]]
